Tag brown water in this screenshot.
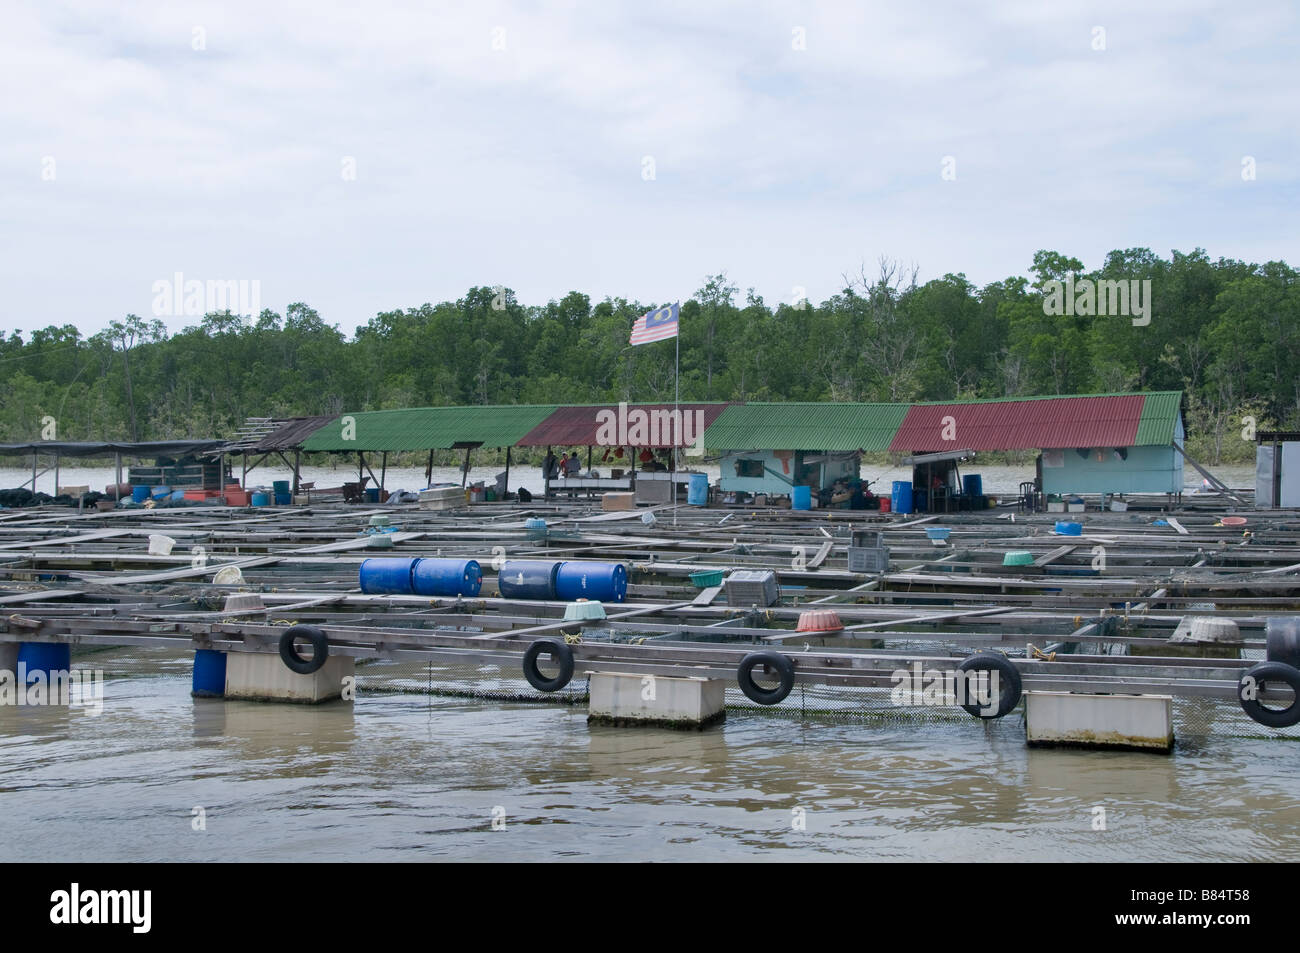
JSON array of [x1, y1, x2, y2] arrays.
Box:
[[2, 649, 1298, 861]]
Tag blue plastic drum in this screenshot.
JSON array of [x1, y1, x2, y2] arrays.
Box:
[[359, 557, 419, 594], [555, 561, 628, 603], [498, 560, 561, 600], [411, 558, 482, 597]]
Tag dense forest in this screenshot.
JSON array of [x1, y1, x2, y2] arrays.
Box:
[[1, 248, 1294, 464]]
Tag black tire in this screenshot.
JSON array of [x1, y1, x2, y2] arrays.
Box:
[[737, 651, 795, 705], [955, 654, 1022, 719], [1238, 661, 1300, 728], [279, 625, 329, 675], [1266, 618, 1300, 669], [522, 639, 574, 693]]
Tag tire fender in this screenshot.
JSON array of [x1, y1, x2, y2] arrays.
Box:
[[278, 625, 330, 675], [955, 654, 1022, 719], [522, 639, 575, 693], [737, 651, 795, 706], [1239, 661, 1300, 728]]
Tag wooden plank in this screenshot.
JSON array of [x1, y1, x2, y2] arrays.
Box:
[[1034, 544, 1078, 568], [807, 540, 835, 569], [1166, 517, 1189, 535], [691, 585, 723, 605]]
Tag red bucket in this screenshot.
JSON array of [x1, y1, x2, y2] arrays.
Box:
[[879, 497, 891, 513]]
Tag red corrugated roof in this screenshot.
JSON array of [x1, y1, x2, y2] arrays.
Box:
[[887, 395, 1146, 452], [517, 403, 732, 447]]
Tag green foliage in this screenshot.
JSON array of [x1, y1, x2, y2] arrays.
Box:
[[0, 250, 1295, 467]]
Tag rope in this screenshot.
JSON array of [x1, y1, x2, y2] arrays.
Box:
[[563, 633, 582, 645], [1028, 643, 1057, 662]]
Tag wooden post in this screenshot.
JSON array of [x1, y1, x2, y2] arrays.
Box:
[[292, 449, 301, 495], [114, 452, 122, 500], [31, 452, 37, 492], [380, 451, 387, 492], [54, 452, 60, 496], [358, 452, 363, 483], [425, 449, 434, 487], [586, 445, 592, 471], [544, 445, 551, 500], [461, 447, 471, 488]]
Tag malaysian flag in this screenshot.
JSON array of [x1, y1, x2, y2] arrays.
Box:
[[629, 303, 679, 346]]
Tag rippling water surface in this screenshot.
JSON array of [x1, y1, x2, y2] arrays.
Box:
[[2, 650, 1298, 862]]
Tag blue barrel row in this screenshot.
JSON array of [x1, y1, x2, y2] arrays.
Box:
[[358, 557, 627, 602], [359, 558, 484, 597], [497, 559, 628, 602]]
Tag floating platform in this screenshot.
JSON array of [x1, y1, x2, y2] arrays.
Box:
[[1, 497, 1298, 744]]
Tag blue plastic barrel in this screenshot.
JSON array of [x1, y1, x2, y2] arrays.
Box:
[[359, 557, 419, 594], [151, 486, 170, 499], [18, 642, 71, 683], [192, 649, 227, 697], [1054, 521, 1083, 536], [251, 492, 269, 507], [170, 490, 186, 501], [555, 561, 628, 603], [274, 492, 292, 505], [273, 480, 290, 495], [892, 480, 913, 514], [365, 487, 380, 503], [411, 558, 482, 597], [498, 560, 561, 600], [131, 485, 150, 503], [963, 474, 982, 498], [687, 473, 709, 506], [791, 485, 812, 510]]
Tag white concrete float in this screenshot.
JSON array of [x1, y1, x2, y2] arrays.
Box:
[[224, 652, 354, 704], [588, 671, 725, 729], [1025, 690, 1173, 753]]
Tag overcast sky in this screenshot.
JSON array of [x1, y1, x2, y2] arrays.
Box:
[[2, 0, 1296, 338]]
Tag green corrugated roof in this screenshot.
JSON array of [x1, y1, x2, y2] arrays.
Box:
[[1135, 392, 1184, 445], [703, 402, 909, 452], [301, 405, 558, 452]]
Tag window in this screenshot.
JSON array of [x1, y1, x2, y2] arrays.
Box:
[[734, 458, 765, 478]]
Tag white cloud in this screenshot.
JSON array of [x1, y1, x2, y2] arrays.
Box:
[[0, 0, 1295, 336]]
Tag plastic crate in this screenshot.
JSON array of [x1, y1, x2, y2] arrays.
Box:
[[847, 546, 889, 573], [724, 569, 780, 607]]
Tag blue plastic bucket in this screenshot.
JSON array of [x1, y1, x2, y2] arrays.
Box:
[[411, 558, 482, 597], [192, 649, 227, 697], [498, 560, 561, 600], [274, 492, 292, 505], [791, 485, 812, 510], [687, 473, 709, 506], [555, 561, 628, 603], [1054, 521, 1083, 536], [891, 481, 913, 514], [131, 485, 150, 503], [18, 642, 71, 683], [359, 557, 419, 594], [250, 492, 269, 507], [963, 474, 982, 497]]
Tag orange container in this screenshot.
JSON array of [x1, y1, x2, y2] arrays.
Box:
[[879, 497, 891, 513]]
